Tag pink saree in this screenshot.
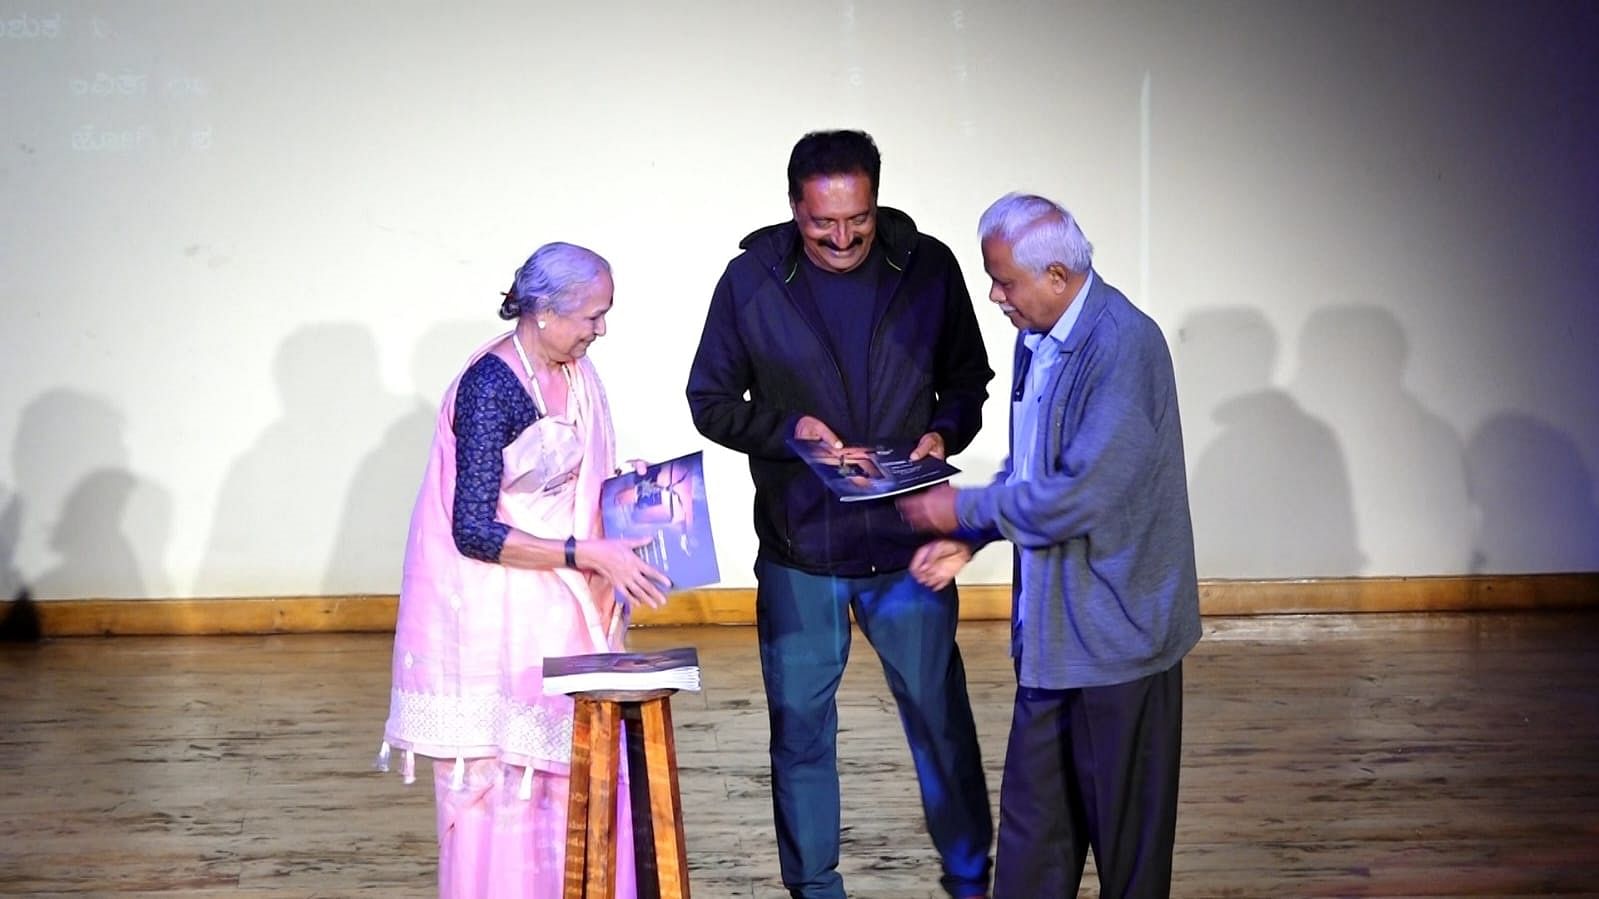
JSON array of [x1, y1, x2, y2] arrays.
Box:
[[381, 335, 636, 898]]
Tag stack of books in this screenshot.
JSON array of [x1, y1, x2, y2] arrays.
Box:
[[542, 646, 701, 695]]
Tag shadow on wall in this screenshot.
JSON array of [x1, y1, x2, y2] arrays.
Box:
[[1, 491, 20, 607], [0, 497, 39, 641], [3, 390, 173, 608], [1467, 412, 1599, 574], [195, 323, 407, 598], [1292, 305, 1473, 575], [33, 469, 159, 600], [322, 320, 494, 595], [1176, 306, 1361, 578]]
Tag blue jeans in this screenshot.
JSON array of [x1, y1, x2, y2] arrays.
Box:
[[755, 559, 993, 898]]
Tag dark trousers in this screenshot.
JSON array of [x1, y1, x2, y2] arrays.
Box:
[[992, 662, 1184, 899], [755, 559, 994, 899]]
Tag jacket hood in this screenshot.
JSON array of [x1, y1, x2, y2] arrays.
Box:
[[738, 206, 920, 279]]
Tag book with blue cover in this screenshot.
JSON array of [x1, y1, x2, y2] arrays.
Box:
[[600, 451, 720, 591], [787, 438, 960, 502]]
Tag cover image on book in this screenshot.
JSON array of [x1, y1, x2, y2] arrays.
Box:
[[542, 646, 702, 695], [787, 438, 960, 502], [600, 451, 720, 591]]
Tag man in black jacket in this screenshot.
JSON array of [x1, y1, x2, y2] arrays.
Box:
[[686, 130, 995, 899]]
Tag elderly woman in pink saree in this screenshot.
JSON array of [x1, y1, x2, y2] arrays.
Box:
[[379, 242, 670, 898]]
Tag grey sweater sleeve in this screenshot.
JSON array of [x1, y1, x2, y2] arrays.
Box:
[[955, 317, 1162, 549]]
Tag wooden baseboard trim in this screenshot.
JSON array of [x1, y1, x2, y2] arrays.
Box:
[[3, 573, 1595, 638], [1197, 573, 1599, 615]]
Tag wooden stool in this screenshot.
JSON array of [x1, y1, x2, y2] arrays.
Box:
[[563, 688, 690, 899]]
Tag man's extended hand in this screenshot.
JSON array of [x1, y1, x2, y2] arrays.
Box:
[[907, 431, 946, 461], [793, 415, 843, 448], [896, 482, 960, 534], [909, 539, 974, 590]]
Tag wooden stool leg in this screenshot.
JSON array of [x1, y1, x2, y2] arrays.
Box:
[[566, 689, 685, 899], [584, 701, 622, 899], [641, 697, 690, 899], [564, 698, 595, 899], [623, 703, 662, 897]]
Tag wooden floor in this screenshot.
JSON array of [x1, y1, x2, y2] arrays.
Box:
[[2, 612, 1597, 898]]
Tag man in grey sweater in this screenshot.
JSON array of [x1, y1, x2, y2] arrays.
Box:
[[898, 192, 1201, 899]]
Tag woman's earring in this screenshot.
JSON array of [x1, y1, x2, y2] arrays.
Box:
[[537, 320, 547, 330]]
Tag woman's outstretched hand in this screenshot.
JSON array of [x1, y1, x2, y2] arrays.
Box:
[[576, 536, 672, 609]]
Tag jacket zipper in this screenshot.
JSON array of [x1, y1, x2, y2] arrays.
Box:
[[860, 251, 908, 576]]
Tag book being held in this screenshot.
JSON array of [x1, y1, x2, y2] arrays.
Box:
[[787, 438, 960, 502], [600, 452, 720, 591], [542, 647, 702, 695]]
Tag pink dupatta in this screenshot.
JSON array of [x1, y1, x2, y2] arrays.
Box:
[[383, 335, 623, 780]]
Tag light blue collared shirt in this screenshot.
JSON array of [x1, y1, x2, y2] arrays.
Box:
[[1009, 271, 1094, 487]]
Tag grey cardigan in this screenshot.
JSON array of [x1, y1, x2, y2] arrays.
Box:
[[956, 274, 1201, 689]]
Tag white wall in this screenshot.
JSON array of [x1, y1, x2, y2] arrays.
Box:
[[3, 0, 1596, 600]]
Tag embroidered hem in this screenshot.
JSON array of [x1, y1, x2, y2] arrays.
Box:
[[384, 687, 574, 766]]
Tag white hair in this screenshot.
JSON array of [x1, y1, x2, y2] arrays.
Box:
[[500, 241, 611, 320], [977, 192, 1094, 275]]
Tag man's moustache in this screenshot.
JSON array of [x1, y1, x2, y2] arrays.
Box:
[[819, 238, 863, 252]]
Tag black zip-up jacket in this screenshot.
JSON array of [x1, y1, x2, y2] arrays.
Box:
[[686, 207, 994, 576]]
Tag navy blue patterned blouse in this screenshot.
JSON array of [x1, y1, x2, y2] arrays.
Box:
[[451, 354, 542, 562]]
